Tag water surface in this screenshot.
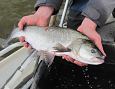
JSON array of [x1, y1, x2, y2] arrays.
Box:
[[0, 0, 35, 38]]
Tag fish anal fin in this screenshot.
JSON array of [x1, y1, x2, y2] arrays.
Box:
[[37, 51, 55, 66], [53, 43, 71, 52]]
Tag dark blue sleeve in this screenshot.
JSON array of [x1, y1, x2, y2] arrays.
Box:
[[34, 0, 63, 14], [82, 0, 115, 26]]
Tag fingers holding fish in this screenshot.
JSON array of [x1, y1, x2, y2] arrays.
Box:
[[18, 16, 28, 30], [62, 55, 88, 67], [62, 55, 75, 62], [19, 36, 31, 48], [93, 36, 106, 56], [23, 42, 29, 48], [77, 17, 106, 56], [86, 30, 106, 56], [18, 7, 53, 30], [19, 36, 25, 42], [73, 60, 88, 67], [23, 42, 32, 49]]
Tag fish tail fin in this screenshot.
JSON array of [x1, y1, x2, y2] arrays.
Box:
[[2, 27, 24, 48], [10, 27, 24, 38]]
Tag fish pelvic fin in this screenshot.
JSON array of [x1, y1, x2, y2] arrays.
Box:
[[53, 43, 71, 52]]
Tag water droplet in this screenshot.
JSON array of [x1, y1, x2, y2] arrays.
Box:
[[85, 67, 89, 71], [85, 75, 90, 78], [56, 85, 60, 88], [93, 76, 98, 80], [98, 88, 103, 89], [71, 69, 74, 72], [110, 84, 113, 87], [71, 84, 74, 87], [78, 84, 82, 87], [108, 80, 112, 84], [97, 84, 101, 88], [87, 81, 90, 84], [89, 85, 93, 88]]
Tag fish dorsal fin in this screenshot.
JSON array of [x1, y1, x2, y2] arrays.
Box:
[[53, 43, 71, 52]]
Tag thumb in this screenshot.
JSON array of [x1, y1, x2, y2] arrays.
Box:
[[18, 16, 27, 30], [94, 39, 106, 56]]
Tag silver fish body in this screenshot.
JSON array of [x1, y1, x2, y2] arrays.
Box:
[[9, 26, 105, 65]]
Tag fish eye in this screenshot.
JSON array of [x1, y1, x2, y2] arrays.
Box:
[[91, 49, 97, 53]]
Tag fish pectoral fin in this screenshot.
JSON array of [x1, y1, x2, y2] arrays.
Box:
[[53, 43, 71, 52]]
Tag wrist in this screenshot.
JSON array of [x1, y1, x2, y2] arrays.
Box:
[[78, 17, 97, 32], [35, 6, 54, 19], [82, 17, 97, 29]]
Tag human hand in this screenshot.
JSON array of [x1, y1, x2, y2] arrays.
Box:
[[62, 17, 106, 66], [62, 55, 88, 67], [18, 6, 54, 47], [77, 17, 106, 56]]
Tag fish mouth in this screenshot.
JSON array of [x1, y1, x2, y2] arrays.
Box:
[[96, 56, 105, 60], [90, 56, 105, 65], [75, 55, 105, 65]]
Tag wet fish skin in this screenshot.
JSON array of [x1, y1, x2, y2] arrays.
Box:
[[7, 26, 105, 65]]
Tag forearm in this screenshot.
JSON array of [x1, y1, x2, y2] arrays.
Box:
[[35, 6, 54, 20], [82, 0, 115, 26], [34, 0, 63, 14]]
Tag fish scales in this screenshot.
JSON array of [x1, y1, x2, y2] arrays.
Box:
[[7, 26, 105, 65]]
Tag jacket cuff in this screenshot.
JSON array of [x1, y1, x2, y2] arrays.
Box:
[[82, 2, 108, 27], [82, 7, 99, 26], [34, 0, 63, 15]]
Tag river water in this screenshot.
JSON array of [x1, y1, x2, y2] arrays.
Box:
[[0, 0, 35, 39], [0, 0, 115, 89]]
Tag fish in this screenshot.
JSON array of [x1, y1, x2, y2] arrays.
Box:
[[6, 26, 105, 65]]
